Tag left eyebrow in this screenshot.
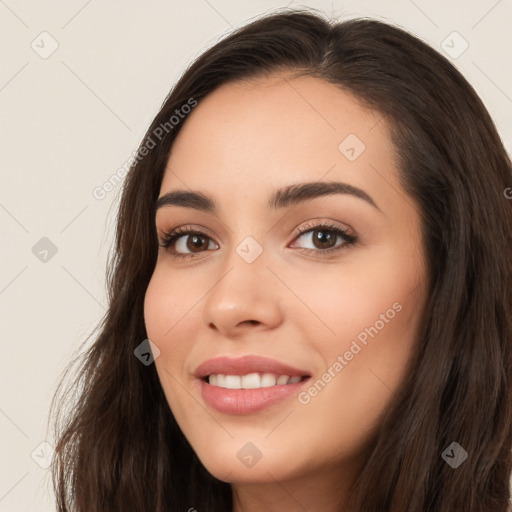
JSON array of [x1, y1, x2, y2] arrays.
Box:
[[155, 180, 381, 213]]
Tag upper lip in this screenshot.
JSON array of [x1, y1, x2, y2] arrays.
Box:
[[194, 355, 311, 379]]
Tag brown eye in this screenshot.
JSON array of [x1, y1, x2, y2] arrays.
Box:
[[291, 223, 357, 255], [182, 233, 210, 252], [160, 228, 219, 259], [309, 229, 339, 250]]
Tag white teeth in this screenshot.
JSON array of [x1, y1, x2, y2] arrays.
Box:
[[224, 375, 241, 389], [207, 373, 305, 389], [241, 373, 260, 389], [260, 373, 277, 387]]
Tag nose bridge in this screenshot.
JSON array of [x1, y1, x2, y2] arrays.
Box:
[[212, 232, 270, 306], [201, 232, 283, 334], [219, 205, 269, 272]]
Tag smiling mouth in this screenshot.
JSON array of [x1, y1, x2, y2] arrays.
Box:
[[202, 373, 310, 389]]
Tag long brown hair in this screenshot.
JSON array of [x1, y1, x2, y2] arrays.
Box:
[[50, 9, 512, 511]]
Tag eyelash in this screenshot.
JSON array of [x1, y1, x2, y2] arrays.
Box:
[[158, 222, 358, 260]]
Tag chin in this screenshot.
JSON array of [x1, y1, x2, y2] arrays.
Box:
[[192, 439, 305, 484]]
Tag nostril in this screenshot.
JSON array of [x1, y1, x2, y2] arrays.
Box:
[[238, 320, 259, 326]]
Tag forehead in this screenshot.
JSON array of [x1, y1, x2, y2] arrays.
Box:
[[160, 74, 400, 214]]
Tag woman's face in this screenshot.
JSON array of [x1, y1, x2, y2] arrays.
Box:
[[144, 74, 428, 489]]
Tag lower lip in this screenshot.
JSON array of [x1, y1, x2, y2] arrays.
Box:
[[200, 378, 309, 415]]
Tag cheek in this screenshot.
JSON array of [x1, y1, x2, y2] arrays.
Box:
[[143, 269, 193, 382], [143, 265, 197, 343], [290, 264, 415, 352], [143, 275, 164, 339], [295, 249, 425, 426], [326, 246, 424, 348], [143, 271, 198, 427]]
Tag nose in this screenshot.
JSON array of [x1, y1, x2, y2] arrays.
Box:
[[202, 250, 284, 338]]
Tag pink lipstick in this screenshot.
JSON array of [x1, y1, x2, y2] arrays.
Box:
[[195, 355, 311, 415]]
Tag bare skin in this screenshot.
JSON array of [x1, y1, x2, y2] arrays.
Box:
[[143, 73, 428, 511]]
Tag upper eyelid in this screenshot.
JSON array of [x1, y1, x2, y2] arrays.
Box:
[[158, 221, 348, 237], [158, 221, 355, 247], [158, 224, 217, 243]]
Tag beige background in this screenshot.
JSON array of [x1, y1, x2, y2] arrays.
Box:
[[1, 1, 511, 510]]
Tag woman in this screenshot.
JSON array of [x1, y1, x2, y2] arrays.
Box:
[[50, 9, 512, 511]]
